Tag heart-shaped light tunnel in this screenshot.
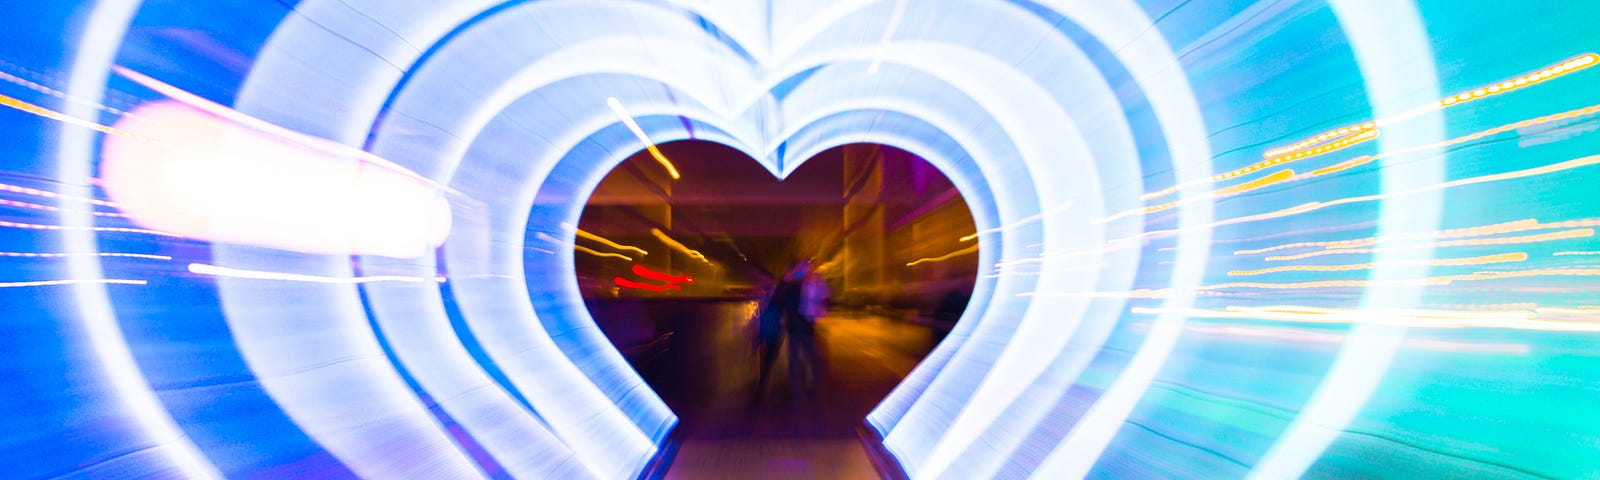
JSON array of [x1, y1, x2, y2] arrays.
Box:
[[11, 1, 1600, 480], [572, 140, 977, 475]]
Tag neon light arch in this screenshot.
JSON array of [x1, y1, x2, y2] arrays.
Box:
[[22, 0, 1600, 478]]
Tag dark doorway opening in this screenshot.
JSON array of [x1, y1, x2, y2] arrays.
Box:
[[574, 140, 977, 478]]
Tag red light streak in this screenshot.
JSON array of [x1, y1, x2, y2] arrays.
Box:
[[614, 277, 681, 291], [631, 264, 693, 284]]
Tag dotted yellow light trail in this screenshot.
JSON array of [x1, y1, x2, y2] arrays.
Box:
[[1141, 52, 1597, 203]]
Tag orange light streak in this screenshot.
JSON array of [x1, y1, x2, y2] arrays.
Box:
[[650, 228, 709, 263], [574, 244, 631, 262], [575, 228, 647, 256], [1127, 153, 1600, 245], [1110, 169, 1298, 223], [1141, 129, 1376, 201], [1437, 53, 1597, 108], [1141, 53, 1597, 203], [1258, 53, 1596, 160], [908, 244, 980, 267]]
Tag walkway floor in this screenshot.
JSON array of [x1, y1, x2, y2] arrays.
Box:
[[633, 302, 938, 479]]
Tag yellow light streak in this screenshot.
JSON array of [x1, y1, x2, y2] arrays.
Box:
[[0, 92, 133, 138], [574, 228, 647, 256], [1437, 53, 1597, 108], [1263, 229, 1593, 261], [1259, 52, 1596, 160], [1178, 323, 1531, 354], [1128, 153, 1600, 245], [907, 244, 980, 267], [1141, 129, 1376, 201], [1108, 169, 1297, 223], [606, 97, 681, 180], [1305, 155, 1377, 177], [1140, 53, 1597, 203], [1262, 123, 1381, 159], [1554, 251, 1600, 256], [1228, 252, 1526, 276], [1135, 304, 1600, 332], [650, 228, 709, 263], [1427, 302, 1538, 311], [1236, 218, 1546, 255], [1029, 265, 1600, 300], [574, 244, 632, 262]]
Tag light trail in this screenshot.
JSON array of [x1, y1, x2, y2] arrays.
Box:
[[0, 279, 147, 288], [573, 227, 648, 256], [1107, 169, 1295, 223], [606, 97, 681, 180], [1228, 252, 1527, 276], [1131, 305, 1600, 332], [114, 67, 449, 190], [1179, 323, 1531, 355], [0, 252, 170, 260], [0, 198, 130, 217], [0, 219, 180, 237], [1263, 229, 1593, 261], [631, 264, 693, 284], [188, 262, 443, 284], [649, 228, 709, 263], [1142, 54, 1598, 204], [1140, 129, 1375, 201], [574, 245, 631, 262], [1126, 153, 1600, 245], [0, 180, 118, 208], [1236, 218, 1546, 255], [1258, 52, 1596, 160], [907, 244, 982, 267], [867, 0, 910, 75]]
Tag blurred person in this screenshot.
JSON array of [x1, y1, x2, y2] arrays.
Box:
[[784, 259, 829, 398], [750, 270, 785, 403]]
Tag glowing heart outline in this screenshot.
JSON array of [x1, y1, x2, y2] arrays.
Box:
[[49, 0, 1472, 478]]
